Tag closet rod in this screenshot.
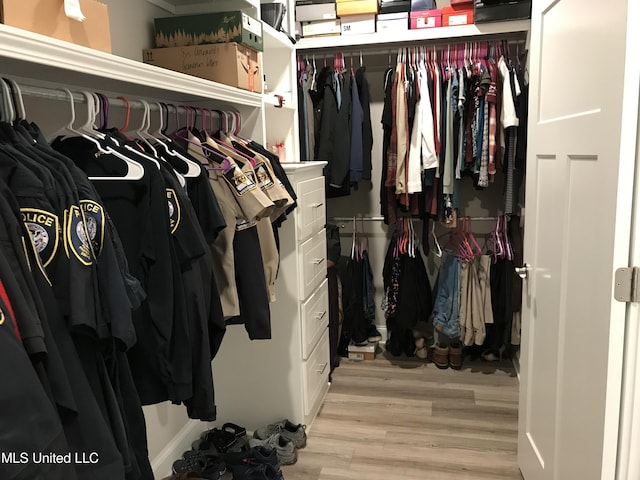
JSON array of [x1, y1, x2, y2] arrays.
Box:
[[299, 37, 527, 57], [17, 84, 161, 111], [330, 216, 500, 223]]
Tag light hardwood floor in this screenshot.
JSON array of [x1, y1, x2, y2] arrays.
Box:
[[282, 349, 522, 480]]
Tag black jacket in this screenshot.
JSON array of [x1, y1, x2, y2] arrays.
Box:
[[356, 66, 373, 181]]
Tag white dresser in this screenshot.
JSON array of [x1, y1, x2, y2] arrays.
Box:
[[212, 161, 330, 430]]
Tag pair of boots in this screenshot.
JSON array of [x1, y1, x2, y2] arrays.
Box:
[[427, 342, 463, 370]]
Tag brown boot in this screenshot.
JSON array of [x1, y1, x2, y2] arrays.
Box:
[[428, 343, 449, 369], [449, 342, 463, 370]]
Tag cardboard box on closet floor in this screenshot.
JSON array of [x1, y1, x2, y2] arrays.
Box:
[[142, 42, 261, 93], [0, 0, 112, 53]]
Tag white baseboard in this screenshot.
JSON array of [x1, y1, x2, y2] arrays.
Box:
[[150, 420, 205, 478]]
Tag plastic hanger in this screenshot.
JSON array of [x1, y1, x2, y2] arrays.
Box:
[[431, 219, 443, 258], [0, 79, 16, 124], [4, 78, 25, 121]]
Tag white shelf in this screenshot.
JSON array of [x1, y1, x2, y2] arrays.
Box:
[[263, 23, 295, 51], [296, 20, 530, 50], [0, 24, 263, 108], [148, 0, 259, 15]]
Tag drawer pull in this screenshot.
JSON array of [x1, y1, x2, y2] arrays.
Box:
[[311, 202, 324, 208], [315, 362, 328, 375], [313, 257, 325, 265], [316, 311, 327, 321]]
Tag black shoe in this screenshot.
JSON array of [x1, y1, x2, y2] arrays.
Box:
[[171, 454, 226, 480], [192, 423, 249, 453], [366, 324, 382, 342], [224, 446, 280, 478], [240, 463, 284, 480]]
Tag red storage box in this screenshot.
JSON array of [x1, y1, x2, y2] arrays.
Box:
[[410, 9, 442, 29], [442, 6, 473, 26]]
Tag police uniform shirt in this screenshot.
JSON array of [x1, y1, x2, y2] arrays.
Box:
[[0, 289, 78, 480], [0, 182, 126, 480], [203, 136, 275, 221], [54, 137, 182, 405], [159, 162, 225, 421]]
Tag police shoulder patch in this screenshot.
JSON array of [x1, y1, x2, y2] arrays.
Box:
[[254, 162, 275, 190], [20, 208, 59, 268], [223, 165, 257, 196], [80, 200, 105, 256], [166, 189, 181, 234], [64, 206, 94, 266], [0, 307, 5, 326]]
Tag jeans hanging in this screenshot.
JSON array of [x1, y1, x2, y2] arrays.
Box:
[[432, 253, 461, 339]]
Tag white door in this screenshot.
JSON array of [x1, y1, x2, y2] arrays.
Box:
[[518, 0, 638, 479]]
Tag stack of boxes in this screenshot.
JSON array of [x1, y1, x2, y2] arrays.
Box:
[[410, 0, 474, 30], [337, 0, 378, 36], [295, 1, 341, 37], [142, 10, 263, 92], [377, 0, 410, 33]]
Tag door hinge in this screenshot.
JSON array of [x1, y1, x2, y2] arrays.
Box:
[[614, 267, 640, 303]]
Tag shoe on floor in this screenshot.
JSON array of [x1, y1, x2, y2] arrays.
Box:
[[428, 343, 449, 369], [253, 420, 307, 449], [414, 337, 428, 360], [366, 324, 382, 343], [192, 423, 249, 453], [239, 463, 285, 480], [249, 433, 297, 465], [449, 342, 463, 370], [224, 446, 280, 478], [171, 454, 226, 480], [162, 473, 207, 480]]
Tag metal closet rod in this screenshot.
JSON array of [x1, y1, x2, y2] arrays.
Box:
[[329, 216, 501, 222], [298, 37, 527, 57]]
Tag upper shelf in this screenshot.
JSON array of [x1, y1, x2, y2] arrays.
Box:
[[0, 24, 263, 108], [147, 0, 259, 15], [296, 20, 530, 50], [263, 23, 295, 51]]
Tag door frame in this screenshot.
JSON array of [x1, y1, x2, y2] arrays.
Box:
[[616, 2, 640, 476]]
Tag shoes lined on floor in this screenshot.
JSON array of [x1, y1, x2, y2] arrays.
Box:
[[367, 324, 383, 343], [427, 342, 464, 369], [253, 419, 307, 449], [225, 446, 283, 480], [191, 422, 249, 454], [171, 452, 226, 480]]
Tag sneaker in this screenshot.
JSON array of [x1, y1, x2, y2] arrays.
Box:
[[224, 446, 280, 478], [171, 454, 226, 480], [253, 420, 307, 449], [367, 324, 382, 343], [192, 423, 249, 453], [241, 463, 284, 480], [249, 434, 297, 465]]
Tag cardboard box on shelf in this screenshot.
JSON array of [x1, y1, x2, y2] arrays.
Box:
[[0, 0, 112, 53], [341, 14, 376, 35], [380, 0, 411, 14], [301, 19, 342, 37], [442, 6, 473, 26], [142, 42, 261, 93], [296, 2, 337, 22], [154, 11, 263, 52], [348, 343, 377, 361], [410, 9, 442, 28], [336, 0, 379, 16]]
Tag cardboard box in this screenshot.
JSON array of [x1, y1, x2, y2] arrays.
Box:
[[410, 9, 442, 28], [296, 2, 337, 22], [155, 11, 263, 52], [377, 12, 408, 32], [142, 43, 261, 92], [442, 6, 473, 25], [348, 343, 376, 361], [0, 0, 111, 53], [410, 0, 436, 11], [301, 19, 341, 36], [341, 14, 376, 35], [336, 0, 379, 17]]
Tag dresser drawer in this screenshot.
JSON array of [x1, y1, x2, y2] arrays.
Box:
[[301, 279, 329, 360], [299, 229, 327, 300], [296, 176, 325, 243], [303, 329, 330, 416]]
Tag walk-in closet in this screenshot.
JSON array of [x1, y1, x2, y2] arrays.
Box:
[[1, 0, 640, 480]]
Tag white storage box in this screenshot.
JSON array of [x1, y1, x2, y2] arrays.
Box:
[[377, 12, 408, 32], [296, 2, 337, 22], [302, 18, 342, 36], [340, 13, 376, 35]]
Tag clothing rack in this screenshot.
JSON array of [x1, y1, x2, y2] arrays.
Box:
[[330, 216, 502, 228]]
